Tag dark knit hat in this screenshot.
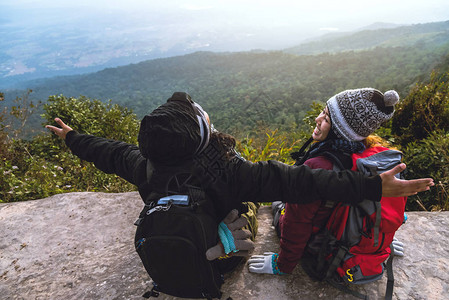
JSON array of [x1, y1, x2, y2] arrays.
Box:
[[326, 88, 400, 141], [138, 92, 210, 164]]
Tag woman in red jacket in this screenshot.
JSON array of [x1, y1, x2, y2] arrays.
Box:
[[248, 88, 406, 275]]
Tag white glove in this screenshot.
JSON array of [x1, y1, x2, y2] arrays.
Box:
[[392, 237, 404, 257], [248, 252, 285, 275]]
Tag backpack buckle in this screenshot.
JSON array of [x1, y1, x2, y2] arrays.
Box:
[[346, 269, 354, 282], [146, 201, 173, 215], [142, 287, 160, 298]]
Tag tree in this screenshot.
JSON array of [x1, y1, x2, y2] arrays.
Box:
[[392, 71, 449, 145], [391, 70, 449, 211]]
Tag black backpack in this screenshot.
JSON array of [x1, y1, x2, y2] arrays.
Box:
[[134, 161, 224, 299]]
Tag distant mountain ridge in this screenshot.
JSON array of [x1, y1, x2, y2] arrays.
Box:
[[298, 22, 403, 44], [1, 20, 447, 89], [358, 22, 404, 31], [284, 20, 449, 55]]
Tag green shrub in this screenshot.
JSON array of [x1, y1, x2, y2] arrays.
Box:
[[403, 131, 449, 211], [42, 95, 139, 144], [237, 129, 300, 164], [0, 95, 138, 203], [391, 70, 449, 210], [392, 71, 449, 145]]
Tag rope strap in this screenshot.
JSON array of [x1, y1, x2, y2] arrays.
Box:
[[218, 222, 237, 254]]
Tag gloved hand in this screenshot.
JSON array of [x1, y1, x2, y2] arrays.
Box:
[[206, 209, 254, 260], [248, 252, 286, 275], [392, 237, 404, 257]]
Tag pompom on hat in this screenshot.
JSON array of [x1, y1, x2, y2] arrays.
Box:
[[326, 88, 400, 141]]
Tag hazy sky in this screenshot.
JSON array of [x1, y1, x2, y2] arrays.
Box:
[[7, 0, 448, 24], [3, 0, 449, 44], [1, 0, 449, 79]]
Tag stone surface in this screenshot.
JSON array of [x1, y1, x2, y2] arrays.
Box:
[[1, 192, 448, 300]]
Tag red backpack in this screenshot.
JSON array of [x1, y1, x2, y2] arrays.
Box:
[[302, 146, 407, 300]]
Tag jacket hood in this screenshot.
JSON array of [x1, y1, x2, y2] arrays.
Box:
[[138, 92, 204, 165]]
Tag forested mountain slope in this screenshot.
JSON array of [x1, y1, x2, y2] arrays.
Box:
[[7, 42, 448, 134]]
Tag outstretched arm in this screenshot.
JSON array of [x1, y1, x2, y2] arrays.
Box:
[[46, 118, 73, 139], [45, 117, 145, 185], [231, 159, 433, 206], [380, 163, 434, 197]]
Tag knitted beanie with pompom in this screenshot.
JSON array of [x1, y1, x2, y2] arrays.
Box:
[[326, 88, 399, 141]]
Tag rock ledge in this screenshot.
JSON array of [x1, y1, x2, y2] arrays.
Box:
[[1, 192, 448, 300]]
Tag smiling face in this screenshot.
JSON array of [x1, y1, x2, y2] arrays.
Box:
[[312, 106, 332, 142]]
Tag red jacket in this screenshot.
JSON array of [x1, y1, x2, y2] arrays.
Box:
[[277, 155, 336, 274]]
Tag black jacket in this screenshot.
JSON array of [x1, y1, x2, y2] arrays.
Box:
[[65, 131, 381, 220]]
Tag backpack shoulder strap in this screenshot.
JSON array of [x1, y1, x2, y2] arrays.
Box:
[[385, 244, 396, 300], [312, 150, 346, 172], [317, 151, 349, 208]]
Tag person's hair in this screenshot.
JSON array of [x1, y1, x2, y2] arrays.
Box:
[[209, 131, 236, 159], [363, 135, 397, 150]]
